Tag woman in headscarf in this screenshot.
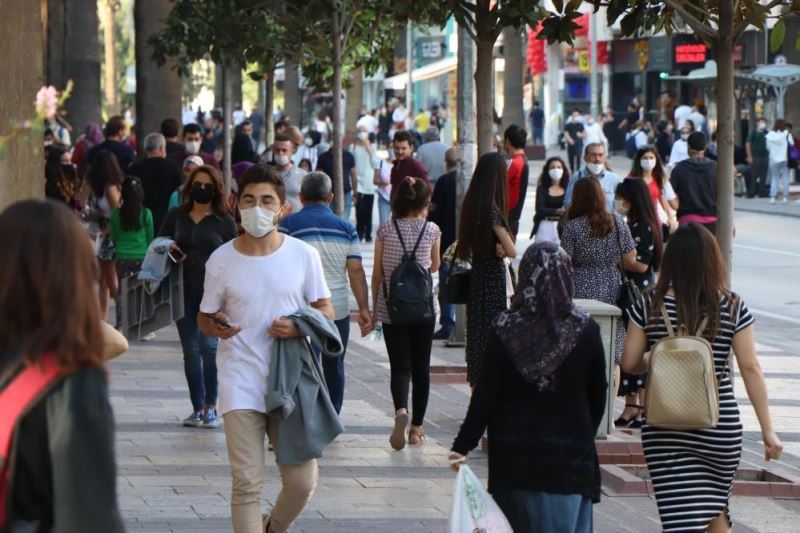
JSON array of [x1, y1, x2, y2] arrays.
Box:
[[231, 132, 259, 165], [72, 121, 104, 180], [449, 242, 608, 533]]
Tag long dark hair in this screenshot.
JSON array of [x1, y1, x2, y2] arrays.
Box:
[[615, 179, 663, 271], [86, 150, 125, 198], [647, 223, 730, 341], [120, 177, 144, 231], [629, 146, 667, 190], [0, 200, 103, 370], [567, 177, 612, 237], [457, 152, 508, 259], [391, 177, 430, 218], [181, 165, 229, 215], [537, 156, 570, 188]]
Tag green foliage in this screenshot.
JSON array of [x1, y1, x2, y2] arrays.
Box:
[[771, 19, 786, 54]]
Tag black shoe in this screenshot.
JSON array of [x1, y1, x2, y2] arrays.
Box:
[[614, 404, 642, 428], [433, 328, 451, 340]]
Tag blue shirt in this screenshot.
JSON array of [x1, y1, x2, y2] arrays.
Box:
[[280, 203, 361, 320], [563, 167, 622, 213]]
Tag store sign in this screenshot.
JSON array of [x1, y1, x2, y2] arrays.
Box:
[[675, 44, 707, 64], [417, 37, 445, 61]]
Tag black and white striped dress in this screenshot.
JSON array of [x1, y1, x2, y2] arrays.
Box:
[[629, 293, 754, 532]]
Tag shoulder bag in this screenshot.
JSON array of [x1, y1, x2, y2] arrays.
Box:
[[440, 241, 471, 305], [613, 216, 641, 317]]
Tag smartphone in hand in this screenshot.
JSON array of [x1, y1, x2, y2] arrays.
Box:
[[203, 313, 231, 329], [168, 248, 186, 263]]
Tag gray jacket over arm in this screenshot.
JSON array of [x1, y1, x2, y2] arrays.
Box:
[[265, 306, 344, 465]]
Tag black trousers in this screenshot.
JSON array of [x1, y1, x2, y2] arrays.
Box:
[[567, 144, 582, 174], [747, 156, 769, 197], [355, 193, 375, 241], [382, 321, 435, 426]]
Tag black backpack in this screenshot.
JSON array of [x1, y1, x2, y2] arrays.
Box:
[[382, 220, 434, 325]]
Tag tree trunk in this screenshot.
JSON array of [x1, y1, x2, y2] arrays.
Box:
[[63, 0, 102, 134], [215, 63, 223, 108], [134, 0, 181, 153], [101, 0, 118, 116], [46, 0, 66, 88], [501, 26, 524, 130], [0, 0, 45, 208], [475, 34, 495, 157], [283, 58, 301, 127], [345, 66, 364, 139], [232, 68, 243, 110], [715, 4, 736, 275], [222, 63, 234, 195], [331, 9, 344, 216], [264, 70, 275, 147]]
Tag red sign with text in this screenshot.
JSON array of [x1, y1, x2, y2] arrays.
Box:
[[675, 44, 707, 64]]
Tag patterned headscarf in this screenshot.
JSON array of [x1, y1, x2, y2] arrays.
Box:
[[492, 242, 590, 391]]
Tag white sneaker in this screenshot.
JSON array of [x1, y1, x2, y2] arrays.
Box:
[[782, 197, 788, 203], [770, 198, 776, 204], [140, 332, 156, 342]]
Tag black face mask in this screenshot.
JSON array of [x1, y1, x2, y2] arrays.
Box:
[[191, 183, 215, 204]]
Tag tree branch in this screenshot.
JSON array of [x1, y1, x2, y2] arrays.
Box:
[[733, 0, 786, 38], [663, 0, 716, 41], [682, 1, 719, 26]]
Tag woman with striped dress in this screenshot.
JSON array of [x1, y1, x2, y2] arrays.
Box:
[[622, 223, 783, 532]]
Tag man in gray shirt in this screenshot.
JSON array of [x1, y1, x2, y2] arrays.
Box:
[[415, 127, 449, 182]]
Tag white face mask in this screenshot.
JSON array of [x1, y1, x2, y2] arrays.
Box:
[[586, 162, 604, 176], [548, 167, 564, 180], [357, 131, 369, 141], [680, 133, 690, 141], [640, 158, 656, 171], [304, 137, 313, 147], [274, 155, 290, 167], [757, 122, 767, 131], [240, 206, 277, 238], [185, 140, 201, 154]]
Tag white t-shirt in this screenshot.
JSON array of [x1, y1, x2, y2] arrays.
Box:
[[674, 105, 691, 130], [199, 237, 331, 415], [356, 114, 378, 133], [655, 181, 677, 225], [583, 122, 607, 147], [668, 139, 689, 169], [687, 110, 705, 131]]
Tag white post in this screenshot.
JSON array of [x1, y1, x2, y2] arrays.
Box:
[[589, 10, 599, 119]]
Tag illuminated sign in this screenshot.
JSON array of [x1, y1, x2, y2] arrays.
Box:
[[674, 44, 707, 64]]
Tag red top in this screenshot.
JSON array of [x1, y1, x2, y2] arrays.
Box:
[[390, 157, 430, 199], [507, 153, 526, 212]]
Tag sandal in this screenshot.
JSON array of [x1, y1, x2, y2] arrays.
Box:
[[614, 404, 642, 428], [408, 426, 425, 445], [390, 409, 409, 450]]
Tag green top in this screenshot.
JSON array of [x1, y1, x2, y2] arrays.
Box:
[[168, 189, 180, 212], [747, 130, 768, 157], [109, 208, 154, 260]]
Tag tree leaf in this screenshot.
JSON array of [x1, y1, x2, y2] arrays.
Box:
[[771, 19, 785, 54]]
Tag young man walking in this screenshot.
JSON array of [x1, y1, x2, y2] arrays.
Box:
[[198, 165, 333, 533]]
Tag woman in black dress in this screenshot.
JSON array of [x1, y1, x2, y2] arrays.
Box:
[[457, 152, 517, 387], [613, 178, 663, 427], [531, 156, 569, 243]]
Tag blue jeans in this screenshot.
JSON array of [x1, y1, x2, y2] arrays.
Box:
[[532, 126, 544, 145], [437, 261, 455, 334], [492, 490, 593, 533], [377, 195, 391, 225], [176, 283, 219, 412], [342, 191, 353, 221], [318, 317, 350, 414], [770, 161, 791, 199]]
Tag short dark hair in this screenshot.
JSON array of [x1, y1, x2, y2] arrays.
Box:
[[160, 118, 180, 138], [183, 123, 202, 137], [393, 130, 414, 145], [273, 133, 292, 144], [503, 125, 527, 149], [391, 177, 431, 218], [275, 120, 288, 131], [238, 164, 286, 203], [687, 131, 707, 152], [104, 115, 126, 138]]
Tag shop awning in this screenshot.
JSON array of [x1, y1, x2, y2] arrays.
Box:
[[383, 56, 458, 90], [737, 63, 800, 117]]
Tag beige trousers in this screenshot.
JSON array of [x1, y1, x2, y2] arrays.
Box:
[[223, 410, 318, 533]]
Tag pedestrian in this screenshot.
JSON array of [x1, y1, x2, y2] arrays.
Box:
[[377, 105, 392, 148], [129, 132, 183, 232], [449, 242, 607, 533], [652, 120, 673, 164], [167, 123, 221, 170], [44, 145, 82, 211], [86, 150, 125, 325], [561, 177, 637, 387], [766, 119, 794, 204], [110, 176, 154, 330], [503, 125, 529, 239], [416, 127, 448, 184], [531, 156, 568, 244], [628, 146, 678, 240], [457, 152, 517, 387], [583, 114, 608, 151], [316, 143, 357, 220], [745, 117, 770, 198], [613, 178, 662, 427], [232, 132, 260, 165], [429, 147, 459, 340], [389, 130, 430, 198], [86, 115, 136, 171], [392, 101, 409, 131], [279, 172, 373, 413], [161, 117, 185, 155], [298, 158, 312, 172], [297, 130, 321, 170], [372, 177, 441, 450], [622, 223, 783, 533], [351, 127, 379, 241], [563, 142, 622, 213], [668, 121, 694, 169], [197, 165, 333, 533], [268, 133, 307, 215], [158, 165, 237, 428], [529, 100, 545, 144], [673, 101, 692, 131], [374, 156, 393, 225], [168, 154, 204, 212], [670, 132, 718, 234], [0, 199, 125, 532], [71, 121, 104, 179], [626, 120, 650, 155], [563, 109, 586, 173]]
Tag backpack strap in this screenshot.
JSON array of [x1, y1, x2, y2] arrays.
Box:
[[392, 219, 408, 257], [0, 353, 62, 526], [660, 305, 675, 337], [409, 221, 429, 260]]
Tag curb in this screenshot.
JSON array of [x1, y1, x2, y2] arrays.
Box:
[[736, 204, 800, 219]]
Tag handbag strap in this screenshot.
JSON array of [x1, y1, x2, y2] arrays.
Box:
[[660, 304, 709, 338], [612, 215, 633, 284]]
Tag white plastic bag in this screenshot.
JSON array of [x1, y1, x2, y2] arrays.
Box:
[[448, 465, 513, 533]]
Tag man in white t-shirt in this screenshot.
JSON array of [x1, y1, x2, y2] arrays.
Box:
[[198, 165, 333, 533], [673, 104, 691, 130]]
